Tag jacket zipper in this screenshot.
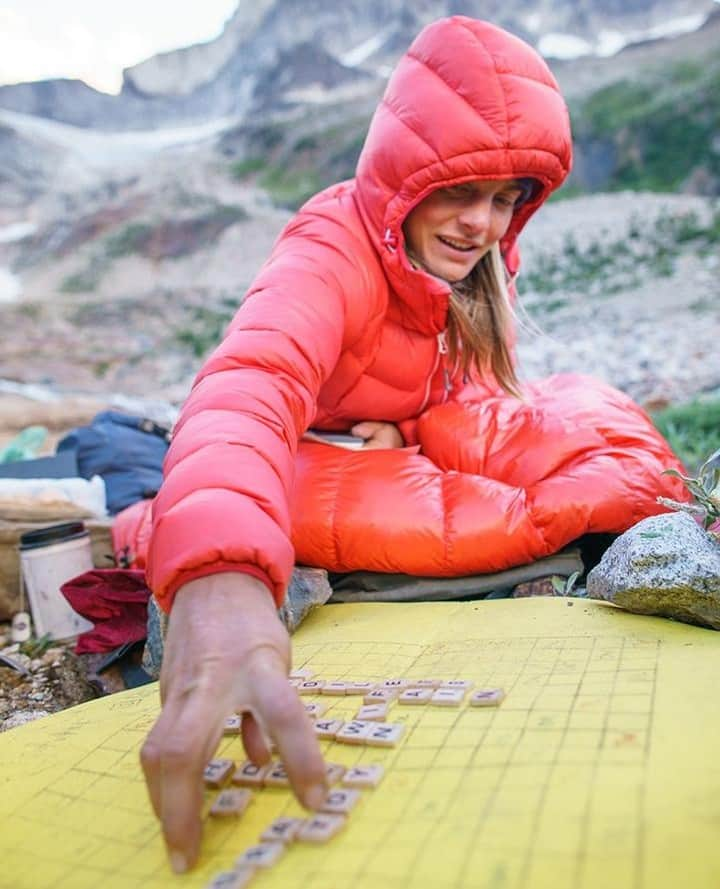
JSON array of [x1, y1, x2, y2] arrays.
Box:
[[419, 330, 450, 413]]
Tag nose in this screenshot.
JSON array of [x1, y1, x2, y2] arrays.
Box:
[[457, 197, 492, 235]]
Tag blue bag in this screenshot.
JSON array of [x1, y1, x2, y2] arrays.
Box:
[[57, 411, 170, 514]]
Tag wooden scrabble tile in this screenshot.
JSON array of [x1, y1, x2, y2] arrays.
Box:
[[440, 679, 475, 691], [261, 816, 304, 844], [205, 869, 254, 889], [407, 679, 441, 688], [203, 758, 235, 788], [325, 762, 346, 785], [289, 667, 315, 680], [364, 688, 399, 705], [321, 681, 349, 696], [430, 688, 465, 707], [320, 788, 362, 814], [298, 680, 325, 695], [304, 701, 326, 718], [355, 704, 388, 722], [365, 723, 405, 748], [297, 813, 347, 844], [232, 761, 270, 788], [222, 714, 242, 735], [313, 719, 344, 739], [264, 761, 290, 787], [288, 677, 303, 688], [342, 764, 385, 788], [383, 678, 412, 689], [469, 688, 506, 707], [336, 720, 374, 745], [209, 788, 253, 818], [236, 842, 285, 868], [398, 688, 433, 705], [344, 681, 377, 695]]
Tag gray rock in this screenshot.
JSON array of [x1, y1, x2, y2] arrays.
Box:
[[587, 512, 720, 629], [278, 567, 333, 635], [141, 566, 333, 679]]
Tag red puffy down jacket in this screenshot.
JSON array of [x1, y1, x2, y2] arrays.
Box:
[[138, 17, 688, 611]]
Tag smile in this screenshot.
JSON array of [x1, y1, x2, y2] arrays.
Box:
[[437, 235, 478, 252]]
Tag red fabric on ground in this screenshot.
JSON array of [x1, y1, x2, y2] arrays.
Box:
[[60, 569, 150, 654]]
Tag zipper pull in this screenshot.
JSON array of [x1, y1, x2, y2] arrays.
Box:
[[438, 331, 451, 395]]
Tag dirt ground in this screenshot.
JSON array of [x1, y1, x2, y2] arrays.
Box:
[[0, 623, 140, 732]]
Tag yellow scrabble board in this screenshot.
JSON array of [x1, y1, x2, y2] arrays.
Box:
[[2, 598, 720, 889]]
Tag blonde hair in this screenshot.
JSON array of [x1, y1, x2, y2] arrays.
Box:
[[446, 244, 522, 397]]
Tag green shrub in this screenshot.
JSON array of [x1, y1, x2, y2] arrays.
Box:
[[573, 59, 720, 193], [174, 301, 238, 358], [230, 157, 267, 180], [60, 268, 100, 293], [104, 223, 153, 259], [259, 167, 323, 210], [652, 397, 720, 475]]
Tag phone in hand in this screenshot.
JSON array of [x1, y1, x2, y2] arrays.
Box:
[[302, 430, 365, 450]]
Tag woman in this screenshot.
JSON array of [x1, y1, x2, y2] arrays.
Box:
[[137, 17, 687, 872]]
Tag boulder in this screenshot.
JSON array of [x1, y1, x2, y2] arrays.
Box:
[[141, 565, 333, 679], [587, 512, 720, 629]]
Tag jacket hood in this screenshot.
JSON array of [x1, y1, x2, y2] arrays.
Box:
[[354, 16, 572, 329]]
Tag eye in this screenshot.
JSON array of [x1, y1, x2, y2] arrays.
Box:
[[495, 191, 522, 209]]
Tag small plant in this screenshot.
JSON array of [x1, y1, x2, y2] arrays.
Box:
[[659, 447, 720, 531], [550, 570, 583, 596], [19, 633, 54, 658]]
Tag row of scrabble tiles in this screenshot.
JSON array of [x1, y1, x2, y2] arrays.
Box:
[[206, 759, 384, 790], [205, 765, 385, 887], [292, 675, 475, 695]]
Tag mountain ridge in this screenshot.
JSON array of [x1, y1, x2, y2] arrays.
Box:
[[0, 0, 718, 130]]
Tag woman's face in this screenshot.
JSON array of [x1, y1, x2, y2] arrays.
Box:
[[402, 179, 525, 282]]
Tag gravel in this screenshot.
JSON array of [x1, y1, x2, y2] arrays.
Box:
[[516, 192, 720, 407]]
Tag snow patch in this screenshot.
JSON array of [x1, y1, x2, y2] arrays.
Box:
[[0, 109, 236, 173], [538, 33, 593, 60], [643, 13, 707, 41], [0, 222, 37, 244], [340, 27, 393, 67], [540, 12, 712, 60], [285, 81, 374, 105], [0, 268, 22, 304], [595, 31, 628, 57]]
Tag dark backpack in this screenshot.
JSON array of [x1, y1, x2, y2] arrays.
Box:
[[57, 411, 170, 514]]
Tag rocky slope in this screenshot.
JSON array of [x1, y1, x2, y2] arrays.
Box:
[[0, 1, 717, 435]]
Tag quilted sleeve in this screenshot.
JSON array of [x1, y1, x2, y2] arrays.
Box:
[[146, 220, 371, 612]]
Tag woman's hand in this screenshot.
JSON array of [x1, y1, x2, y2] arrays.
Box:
[[351, 421, 403, 449], [140, 573, 327, 874]]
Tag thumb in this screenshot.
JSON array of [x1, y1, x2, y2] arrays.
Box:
[[351, 422, 380, 439]]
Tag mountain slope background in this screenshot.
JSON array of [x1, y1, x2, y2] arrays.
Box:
[[0, 0, 717, 427]]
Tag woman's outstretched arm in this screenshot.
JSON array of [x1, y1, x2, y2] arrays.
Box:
[[140, 572, 327, 873]]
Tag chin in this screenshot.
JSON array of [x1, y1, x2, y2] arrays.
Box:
[[430, 262, 474, 283]]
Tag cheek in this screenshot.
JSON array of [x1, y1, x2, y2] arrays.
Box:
[[404, 210, 432, 253]]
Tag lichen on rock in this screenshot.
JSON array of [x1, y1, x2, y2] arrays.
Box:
[[587, 511, 720, 629]]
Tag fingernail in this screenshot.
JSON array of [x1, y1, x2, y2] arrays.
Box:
[[305, 784, 327, 810], [169, 850, 188, 874]]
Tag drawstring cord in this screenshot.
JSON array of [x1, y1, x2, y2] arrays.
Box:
[[382, 228, 398, 253]]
